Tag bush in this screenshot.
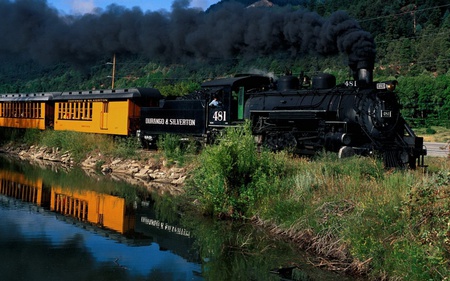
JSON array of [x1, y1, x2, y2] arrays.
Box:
[[157, 134, 198, 166], [39, 130, 99, 161], [112, 136, 142, 159], [37, 130, 138, 161], [185, 122, 295, 218], [23, 128, 42, 145], [0, 128, 25, 144], [425, 127, 437, 134]]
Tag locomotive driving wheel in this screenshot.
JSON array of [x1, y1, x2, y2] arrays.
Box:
[[264, 132, 297, 151]]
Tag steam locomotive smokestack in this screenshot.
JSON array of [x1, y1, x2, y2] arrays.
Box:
[[349, 60, 374, 84]]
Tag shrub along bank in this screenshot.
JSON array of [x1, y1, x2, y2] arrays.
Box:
[[183, 123, 450, 280]]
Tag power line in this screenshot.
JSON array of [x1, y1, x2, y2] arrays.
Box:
[[377, 57, 450, 67], [359, 3, 450, 23], [375, 30, 450, 44]]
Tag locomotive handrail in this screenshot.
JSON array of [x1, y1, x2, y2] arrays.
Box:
[[249, 109, 327, 113]]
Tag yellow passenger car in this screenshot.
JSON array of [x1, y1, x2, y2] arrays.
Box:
[[53, 88, 162, 135], [0, 92, 58, 130]]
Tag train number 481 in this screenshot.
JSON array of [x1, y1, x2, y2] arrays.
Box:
[[212, 111, 227, 122]]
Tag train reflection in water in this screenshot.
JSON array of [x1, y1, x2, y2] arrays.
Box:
[[0, 169, 135, 234], [51, 187, 135, 234], [0, 168, 196, 261], [0, 170, 50, 207]]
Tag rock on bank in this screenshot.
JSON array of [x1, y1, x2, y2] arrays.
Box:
[[0, 144, 187, 195]]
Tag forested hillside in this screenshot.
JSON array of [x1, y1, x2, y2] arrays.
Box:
[[0, 0, 449, 127]]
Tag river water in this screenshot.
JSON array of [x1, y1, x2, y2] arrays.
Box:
[[0, 155, 360, 281]]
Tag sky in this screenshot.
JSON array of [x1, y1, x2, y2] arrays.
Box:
[[47, 0, 221, 15]]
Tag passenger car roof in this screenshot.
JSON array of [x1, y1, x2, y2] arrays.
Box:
[[53, 87, 162, 101], [0, 92, 61, 102]]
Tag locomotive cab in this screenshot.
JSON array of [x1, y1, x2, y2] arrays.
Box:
[[138, 75, 272, 146], [201, 75, 272, 129], [207, 89, 228, 126]]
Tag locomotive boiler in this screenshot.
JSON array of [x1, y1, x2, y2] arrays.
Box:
[[245, 62, 426, 168]]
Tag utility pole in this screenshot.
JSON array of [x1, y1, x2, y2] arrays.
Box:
[[111, 53, 116, 89], [401, 4, 417, 34]]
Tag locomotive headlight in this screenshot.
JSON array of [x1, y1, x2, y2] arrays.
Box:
[[376, 80, 398, 92], [385, 80, 398, 92]]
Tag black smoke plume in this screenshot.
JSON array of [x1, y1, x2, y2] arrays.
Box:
[[0, 0, 375, 66]]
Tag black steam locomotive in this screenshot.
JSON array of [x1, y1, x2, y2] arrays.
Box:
[[139, 62, 426, 169]]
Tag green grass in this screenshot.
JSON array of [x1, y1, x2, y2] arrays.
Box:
[[0, 128, 144, 161], [156, 134, 199, 166], [415, 126, 450, 142], [272, 158, 450, 279], [184, 124, 450, 280]]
